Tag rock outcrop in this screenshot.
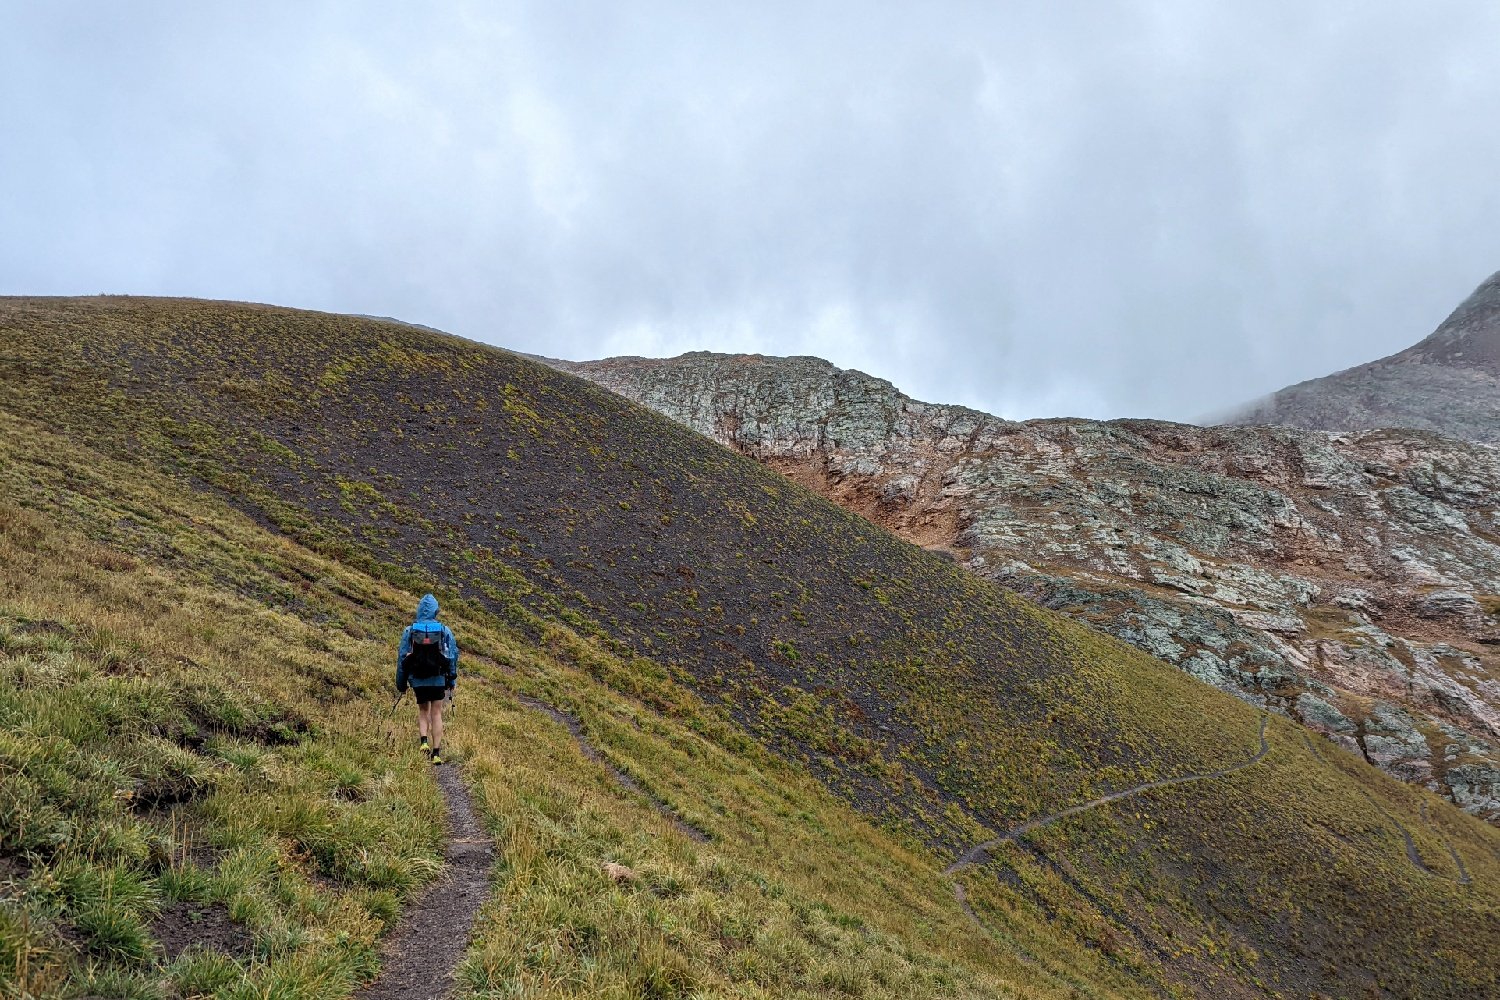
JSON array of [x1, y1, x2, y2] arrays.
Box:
[[1226, 271, 1500, 443], [552, 351, 1500, 821]]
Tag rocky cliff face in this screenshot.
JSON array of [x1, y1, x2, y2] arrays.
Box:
[[552, 351, 1500, 821], [1226, 271, 1500, 442]]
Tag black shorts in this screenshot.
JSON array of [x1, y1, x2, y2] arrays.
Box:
[[414, 686, 449, 705]]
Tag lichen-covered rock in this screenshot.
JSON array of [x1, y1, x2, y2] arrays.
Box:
[[1361, 703, 1434, 785], [552, 350, 1500, 821], [1447, 763, 1500, 821], [1418, 590, 1480, 619], [1298, 693, 1356, 734]]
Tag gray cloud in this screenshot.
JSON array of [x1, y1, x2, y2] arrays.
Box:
[[4, 1, 1500, 420]]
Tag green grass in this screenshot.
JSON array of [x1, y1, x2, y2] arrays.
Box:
[[0, 296, 1497, 998], [0, 463, 446, 997], [0, 399, 1124, 999]]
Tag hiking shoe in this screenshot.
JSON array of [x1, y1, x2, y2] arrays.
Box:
[[431, 751, 444, 765]]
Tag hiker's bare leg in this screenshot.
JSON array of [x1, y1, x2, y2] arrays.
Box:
[[430, 697, 445, 751], [417, 701, 431, 741]]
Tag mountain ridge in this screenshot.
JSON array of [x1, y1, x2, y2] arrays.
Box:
[[1225, 270, 1500, 441], [553, 349, 1500, 823]]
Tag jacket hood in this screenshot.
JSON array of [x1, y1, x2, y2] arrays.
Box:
[[415, 594, 440, 621]]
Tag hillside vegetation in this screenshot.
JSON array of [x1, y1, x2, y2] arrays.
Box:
[[0, 401, 1110, 998], [2, 296, 1498, 999], [552, 350, 1500, 822]]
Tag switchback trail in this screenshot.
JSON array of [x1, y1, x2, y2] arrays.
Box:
[[946, 716, 1271, 922], [517, 694, 710, 842], [1301, 734, 1472, 886], [357, 764, 495, 1000]]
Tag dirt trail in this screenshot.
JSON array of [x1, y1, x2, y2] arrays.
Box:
[[357, 765, 495, 1000], [1305, 734, 1433, 876], [948, 716, 1270, 875], [359, 687, 705, 999], [946, 716, 1270, 924], [1446, 843, 1473, 884], [517, 695, 710, 842], [1300, 735, 1472, 886]]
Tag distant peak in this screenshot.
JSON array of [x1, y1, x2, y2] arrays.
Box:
[[1402, 269, 1500, 371], [1220, 269, 1500, 442]]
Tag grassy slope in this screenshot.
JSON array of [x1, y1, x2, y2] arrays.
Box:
[[0, 409, 1126, 999], [1, 296, 1497, 998]]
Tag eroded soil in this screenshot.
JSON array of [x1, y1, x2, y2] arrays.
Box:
[[357, 766, 494, 1000]]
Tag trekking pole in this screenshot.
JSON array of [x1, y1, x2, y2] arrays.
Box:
[[378, 691, 405, 749]]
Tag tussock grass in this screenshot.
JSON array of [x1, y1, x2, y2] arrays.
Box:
[[0, 423, 449, 997], [1, 297, 1498, 998], [0, 409, 1124, 998]]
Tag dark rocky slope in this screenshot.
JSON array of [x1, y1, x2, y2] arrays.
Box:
[[1226, 270, 1500, 443]]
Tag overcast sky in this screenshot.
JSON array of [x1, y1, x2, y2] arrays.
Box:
[[4, 2, 1500, 421]]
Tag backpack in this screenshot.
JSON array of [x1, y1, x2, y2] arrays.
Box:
[[403, 622, 449, 680]]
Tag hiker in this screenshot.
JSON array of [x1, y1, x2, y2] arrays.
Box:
[[396, 593, 458, 764]]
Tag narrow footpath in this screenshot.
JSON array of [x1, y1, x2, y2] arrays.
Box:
[[516, 694, 710, 842], [1302, 734, 1472, 886], [357, 764, 495, 1000], [359, 692, 708, 1000], [947, 716, 1271, 923]]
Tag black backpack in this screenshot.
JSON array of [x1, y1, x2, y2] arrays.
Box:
[[404, 622, 448, 680]]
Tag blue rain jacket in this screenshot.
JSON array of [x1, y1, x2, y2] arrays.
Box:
[[396, 594, 458, 693]]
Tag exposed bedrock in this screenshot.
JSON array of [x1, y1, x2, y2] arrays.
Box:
[[554, 351, 1500, 820]]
